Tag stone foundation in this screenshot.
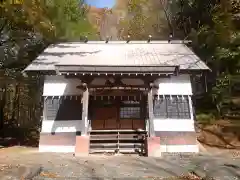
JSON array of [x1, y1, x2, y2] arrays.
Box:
[[39, 132, 76, 152], [146, 137, 161, 157], [74, 136, 90, 156]]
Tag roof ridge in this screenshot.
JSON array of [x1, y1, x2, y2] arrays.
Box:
[[55, 40, 192, 45]]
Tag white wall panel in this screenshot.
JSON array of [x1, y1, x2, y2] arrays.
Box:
[[43, 75, 83, 96], [154, 74, 192, 95], [160, 145, 199, 153], [153, 119, 195, 132], [41, 120, 82, 133]]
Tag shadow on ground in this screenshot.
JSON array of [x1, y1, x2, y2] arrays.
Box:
[[0, 149, 240, 179]]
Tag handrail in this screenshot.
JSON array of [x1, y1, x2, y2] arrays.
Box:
[[145, 118, 150, 137], [87, 119, 92, 134]]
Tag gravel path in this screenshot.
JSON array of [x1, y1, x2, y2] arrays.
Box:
[[0, 147, 240, 179]]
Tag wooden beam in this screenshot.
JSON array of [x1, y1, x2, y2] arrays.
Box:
[[114, 76, 124, 86], [66, 73, 169, 79], [142, 75, 170, 87], [90, 89, 146, 96], [87, 85, 153, 89], [77, 84, 159, 92], [67, 74, 172, 88], [65, 74, 95, 85]]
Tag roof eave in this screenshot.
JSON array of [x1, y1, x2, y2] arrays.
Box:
[[55, 65, 179, 74]]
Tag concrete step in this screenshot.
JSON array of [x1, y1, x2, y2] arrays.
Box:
[[90, 129, 147, 133], [90, 143, 143, 148], [90, 137, 144, 141], [89, 129, 147, 155], [118, 134, 145, 139], [90, 134, 146, 138], [90, 134, 118, 139], [89, 148, 139, 154]]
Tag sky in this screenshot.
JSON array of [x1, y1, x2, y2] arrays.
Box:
[[84, 0, 116, 8]]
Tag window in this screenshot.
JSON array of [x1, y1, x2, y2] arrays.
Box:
[[120, 107, 141, 119], [44, 96, 82, 121], [122, 101, 140, 105], [166, 96, 179, 118], [120, 100, 141, 119], [153, 95, 191, 119], [153, 96, 167, 118]]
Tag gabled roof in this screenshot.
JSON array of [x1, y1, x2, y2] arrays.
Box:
[[24, 41, 209, 73]]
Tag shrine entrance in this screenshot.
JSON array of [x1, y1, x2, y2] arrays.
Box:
[[89, 95, 147, 130]]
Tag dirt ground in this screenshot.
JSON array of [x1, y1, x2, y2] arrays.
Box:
[[0, 146, 240, 180], [1, 120, 240, 179], [196, 120, 240, 150]]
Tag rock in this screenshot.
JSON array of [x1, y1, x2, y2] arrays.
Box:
[[18, 165, 42, 179]]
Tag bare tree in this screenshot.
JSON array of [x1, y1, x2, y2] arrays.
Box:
[[159, 0, 174, 35]]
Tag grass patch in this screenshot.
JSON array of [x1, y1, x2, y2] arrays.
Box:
[[196, 113, 216, 124]]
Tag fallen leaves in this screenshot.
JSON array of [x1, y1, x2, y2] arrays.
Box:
[[0, 164, 13, 171], [40, 171, 60, 178], [144, 172, 202, 180]]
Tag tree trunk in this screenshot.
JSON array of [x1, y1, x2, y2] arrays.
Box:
[[0, 86, 6, 130], [11, 83, 20, 122]]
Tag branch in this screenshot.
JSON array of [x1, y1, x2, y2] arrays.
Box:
[[159, 0, 174, 34], [0, 18, 7, 35]]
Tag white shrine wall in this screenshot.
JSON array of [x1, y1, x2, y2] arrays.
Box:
[[152, 74, 198, 153]]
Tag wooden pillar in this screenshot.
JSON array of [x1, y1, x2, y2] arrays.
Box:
[[75, 86, 90, 156], [141, 94, 147, 130], [188, 95, 194, 121], [148, 88, 155, 137], [81, 87, 89, 135]]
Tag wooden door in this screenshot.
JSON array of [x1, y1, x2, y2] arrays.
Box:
[[119, 119, 145, 130], [91, 107, 118, 130], [118, 106, 145, 130]]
